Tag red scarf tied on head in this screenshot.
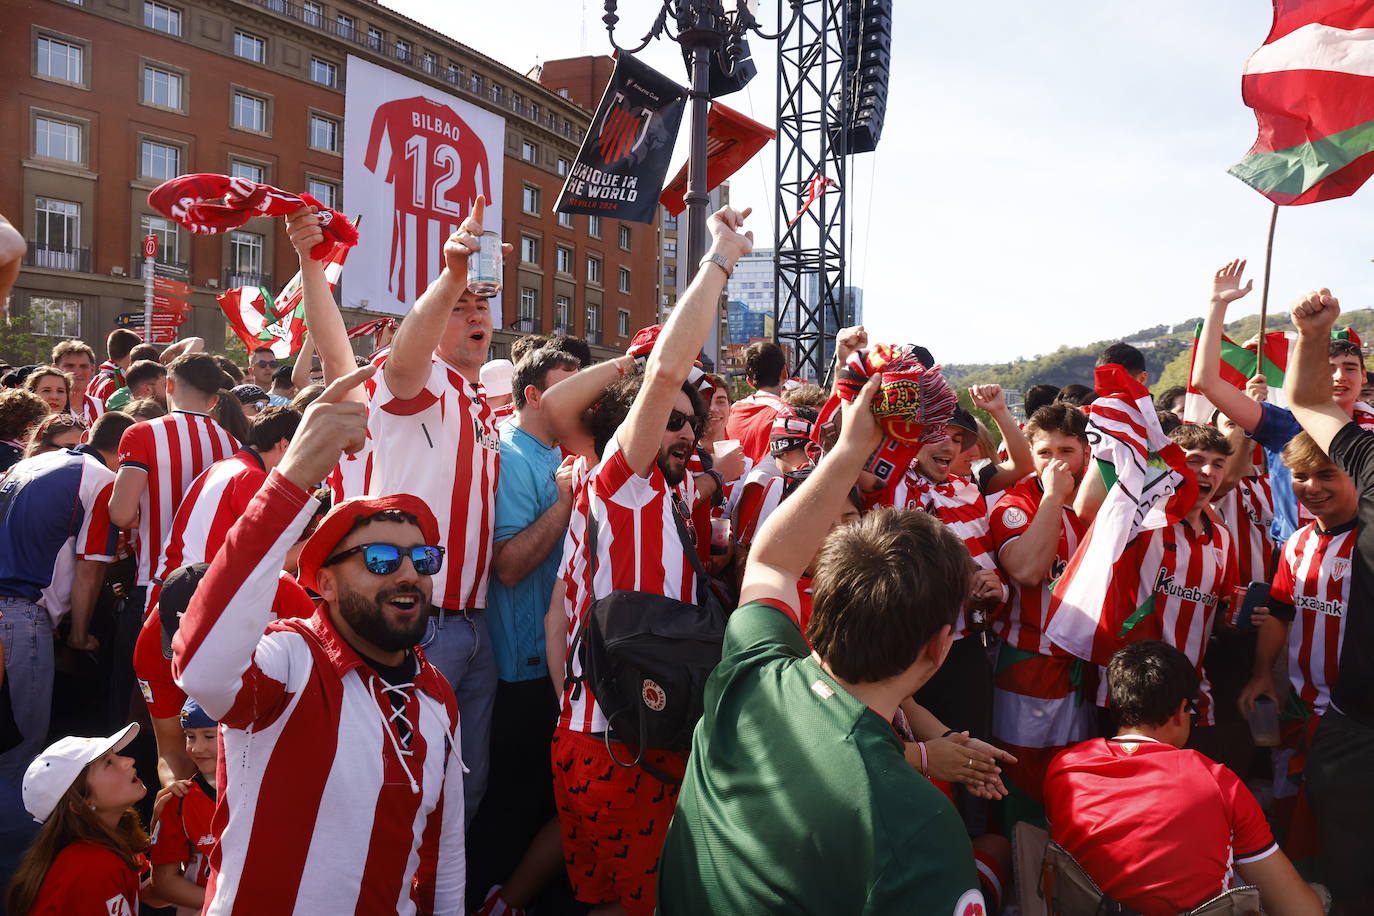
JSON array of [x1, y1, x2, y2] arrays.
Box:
[[835, 343, 958, 489], [147, 174, 358, 261]]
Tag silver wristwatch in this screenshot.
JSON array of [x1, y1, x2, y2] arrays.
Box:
[[700, 252, 732, 278]]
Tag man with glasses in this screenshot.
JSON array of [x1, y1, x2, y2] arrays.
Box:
[[173, 364, 466, 914], [248, 346, 278, 390]]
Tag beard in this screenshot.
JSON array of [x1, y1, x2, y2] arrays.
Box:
[[658, 439, 694, 486], [337, 583, 430, 653]]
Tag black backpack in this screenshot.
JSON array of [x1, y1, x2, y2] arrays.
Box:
[[567, 492, 727, 781]]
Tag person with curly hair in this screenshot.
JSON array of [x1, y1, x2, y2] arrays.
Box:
[[0, 388, 49, 472]]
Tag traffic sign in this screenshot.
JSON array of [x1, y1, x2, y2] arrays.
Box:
[[152, 294, 192, 316], [153, 276, 192, 297], [147, 326, 178, 345], [152, 262, 189, 279], [143, 234, 158, 258]]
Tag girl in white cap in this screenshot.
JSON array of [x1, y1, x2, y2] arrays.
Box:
[[6, 723, 149, 915]]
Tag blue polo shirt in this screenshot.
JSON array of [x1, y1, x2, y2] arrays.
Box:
[[1249, 401, 1304, 542], [487, 422, 564, 683]]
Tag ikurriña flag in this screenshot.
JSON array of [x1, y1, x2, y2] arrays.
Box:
[[1230, 0, 1374, 204], [1044, 365, 1199, 667], [555, 53, 687, 224]]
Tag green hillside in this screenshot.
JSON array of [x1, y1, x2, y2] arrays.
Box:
[[944, 308, 1374, 398]]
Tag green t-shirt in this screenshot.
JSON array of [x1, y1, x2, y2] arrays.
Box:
[[657, 601, 985, 915]]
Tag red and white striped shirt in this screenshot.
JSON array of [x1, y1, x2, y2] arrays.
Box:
[[117, 410, 239, 586], [71, 392, 105, 427], [87, 361, 124, 406], [327, 349, 387, 502], [726, 390, 795, 463], [1271, 520, 1356, 716], [1212, 476, 1276, 586], [991, 476, 1086, 656], [174, 470, 465, 915], [368, 356, 499, 610], [156, 449, 268, 584], [557, 433, 698, 734], [731, 462, 785, 547]]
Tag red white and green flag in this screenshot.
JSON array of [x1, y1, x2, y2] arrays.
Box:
[[1045, 365, 1199, 666], [1230, 0, 1374, 204], [217, 237, 351, 358]]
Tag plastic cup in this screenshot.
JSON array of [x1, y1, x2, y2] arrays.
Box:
[[466, 230, 503, 296], [710, 516, 731, 556], [1248, 695, 1281, 747]]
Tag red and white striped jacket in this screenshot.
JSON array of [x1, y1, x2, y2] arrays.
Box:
[[155, 449, 267, 584], [174, 470, 465, 915], [557, 434, 698, 734], [1271, 520, 1356, 716], [87, 361, 123, 406]]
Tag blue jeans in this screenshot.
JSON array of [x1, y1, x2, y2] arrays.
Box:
[[0, 598, 51, 888], [421, 609, 497, 828]]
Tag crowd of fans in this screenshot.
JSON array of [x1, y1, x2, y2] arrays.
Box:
[[0, 206, 1368, 916]]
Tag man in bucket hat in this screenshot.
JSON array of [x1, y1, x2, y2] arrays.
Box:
[[173, 363, 465, 915]]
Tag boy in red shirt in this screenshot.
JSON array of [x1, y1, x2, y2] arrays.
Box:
[[148, 700, 219, 914]]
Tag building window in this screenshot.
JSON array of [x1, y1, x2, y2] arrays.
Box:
[[309, 114, 339, 152], [586, 255, 602, 285], [556, 246, 572, 274], [664, 264, 677, 286], [307, 178, 337, 208], [558, 87, 570, 98], [522, 185, 540, 214], [395, 39, 411, 62], [586, 302, 602, 342], [335, 14, 355, 39], [529, 101, 541, 122], [663, 210, 678, 230], [310, 58, 337, 87], [140, 214, 180, 265], [29, 297, 81, 337], [302, 1, 322, 26], [446, 63, 462, 84], [35, 116, 82, 163], [140, 140, 181, 181], [588, 215, 602, 239], [234, 31, 266, 63], [511, 92, 522, 115], [34, 197, 81, 256], [470, 73, 484, 95], [230, 159, 265, 183], [555, 294, 572, 332], [421, 52, 436, 73], [521, 140, 538, 163], [619, 225, 631, 250], [36, 36, 84, 85], [618, 309, 630, 338], [229, 231, 264, 283], [367, 27, 383, 51], [490, 84, 504, 105], [518, 288, 538, 325], [557, 157, 569, 177], [233, 91, 268, 132], [143, 1, 182, 36], [618, 267, 631, 294], [141, 65, 183, 109], [558, 211, 574, 229], [663, 239, 678, 258], [520, 236, 539, 265]]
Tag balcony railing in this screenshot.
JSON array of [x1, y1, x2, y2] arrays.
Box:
[[586, 328, 602, 346], [225, 270, 273, 290], [25, 243, 90, 273], [509, 315, 543, 334], [553, 323, 573, 337]]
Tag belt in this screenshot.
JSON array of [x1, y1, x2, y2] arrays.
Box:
[[436, 607, 482, 619]]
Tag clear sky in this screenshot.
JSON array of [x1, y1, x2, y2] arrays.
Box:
[[385, 1, 1374, 364]]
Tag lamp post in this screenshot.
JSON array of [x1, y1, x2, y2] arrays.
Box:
[[602, 1, 799, 364]]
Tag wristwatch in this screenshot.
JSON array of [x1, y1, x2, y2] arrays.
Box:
[[700, 252, 733, 278]]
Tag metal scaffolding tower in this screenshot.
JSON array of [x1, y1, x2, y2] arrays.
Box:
[[773, 0, 849, 383]]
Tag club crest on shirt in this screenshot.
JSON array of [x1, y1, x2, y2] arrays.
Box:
[[1001, 507, 1028, 530], [1333, 558, 1350, 582]]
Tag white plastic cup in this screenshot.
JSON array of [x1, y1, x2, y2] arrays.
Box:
[[1248, 695, 1281, 747], [466, 230, 503, 296], [710, 516, 731, 556]]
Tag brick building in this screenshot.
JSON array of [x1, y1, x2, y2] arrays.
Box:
[[2, 0, 659, 362]]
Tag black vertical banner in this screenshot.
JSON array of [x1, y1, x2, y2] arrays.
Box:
[[554, 53, 687, 224]]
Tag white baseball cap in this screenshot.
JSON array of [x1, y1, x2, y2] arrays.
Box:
[[23, 723, 140, 823], [480, 359, 514, 397]]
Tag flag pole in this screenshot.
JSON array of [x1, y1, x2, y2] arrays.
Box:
[[1257, 202, 1279, 377]]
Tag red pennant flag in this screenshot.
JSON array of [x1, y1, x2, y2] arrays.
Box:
[[153, 276, 192, 297], [659, 102, 776, 217], [789, 174, 837, 226]]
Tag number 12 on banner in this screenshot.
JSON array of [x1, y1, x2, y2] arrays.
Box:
[[403, 135, 480, 217]]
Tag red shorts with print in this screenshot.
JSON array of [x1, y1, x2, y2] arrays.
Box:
[[551, 726, 685, 916]]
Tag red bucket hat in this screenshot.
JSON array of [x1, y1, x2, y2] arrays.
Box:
[[297, 494, 441, 592]]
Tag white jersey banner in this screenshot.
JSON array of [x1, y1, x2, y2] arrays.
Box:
[[343, 55, 505, 323]]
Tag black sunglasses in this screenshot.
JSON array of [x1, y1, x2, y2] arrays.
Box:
[[322, 543, 445, 577], [667, 409, 703, 437], [255, 359, 278, 368]]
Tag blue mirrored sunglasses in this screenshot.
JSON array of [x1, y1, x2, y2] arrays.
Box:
[[322, 543, 444, 576]]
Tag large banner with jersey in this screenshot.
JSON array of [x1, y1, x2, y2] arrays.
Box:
[[343, 55, 505, 323]]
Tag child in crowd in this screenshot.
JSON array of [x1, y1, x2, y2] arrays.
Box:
[[148, 699, 220, 914]]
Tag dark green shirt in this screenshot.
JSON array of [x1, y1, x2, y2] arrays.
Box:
[[657, 600, 984, 915]]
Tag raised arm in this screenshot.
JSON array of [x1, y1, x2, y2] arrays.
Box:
[[998, 461, 1073, 587], [285, 209, 362, 401], [540, 355, 636, 461], [384, 195, 511, 401], [1191, 260, 1263, 432], [620, 207, 753, 475], [158, 336, 204, 364], [1287, 289, 1352, 454], [740, 375, 882, 608], [291, 333, 316, 391], [969, 384, 1033, 491]]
